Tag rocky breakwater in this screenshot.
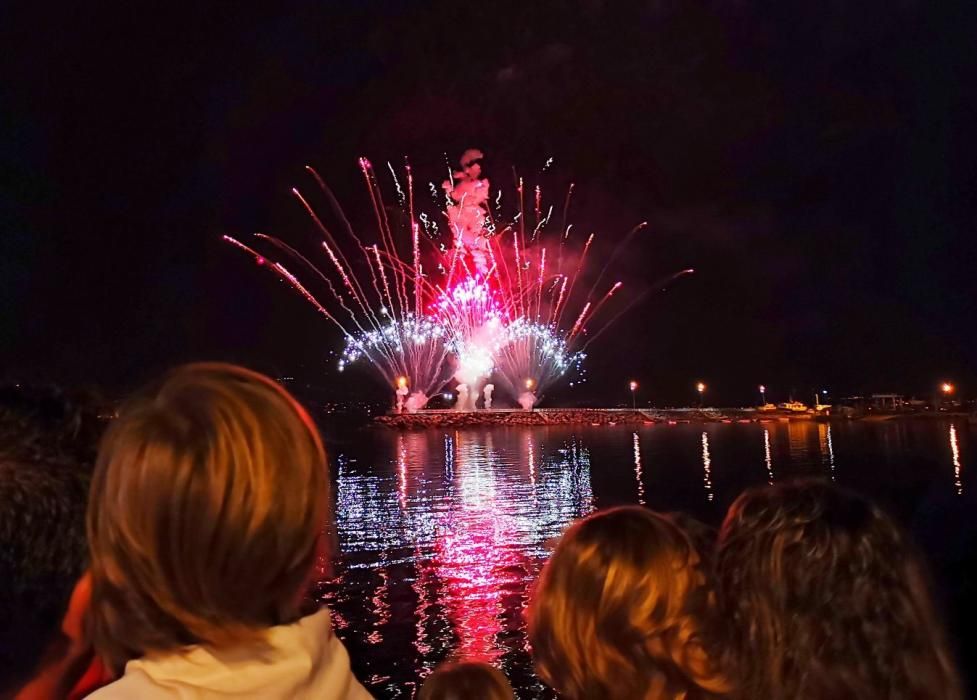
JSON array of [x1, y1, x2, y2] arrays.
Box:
[[372, 408, 741, 429], [376, 408, 654, 429]]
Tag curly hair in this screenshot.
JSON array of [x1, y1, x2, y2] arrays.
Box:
[[0, 461, 89, 692], [717, 480, 962, 700], [529, 506, 731, 700], [0, 383, 106, 470]]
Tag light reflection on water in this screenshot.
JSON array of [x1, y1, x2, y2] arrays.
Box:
[[701, 431, 714, 501], [319, 420, 972, 699], [632, 432, 645, 505], [764, 427, 774, 484]]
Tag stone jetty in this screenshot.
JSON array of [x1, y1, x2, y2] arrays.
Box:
[[373, 407, 779, 429]]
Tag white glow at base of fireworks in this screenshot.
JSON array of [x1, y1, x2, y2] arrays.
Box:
[[454, 341, 496, 385], [339, 315, 454, 399], [493, 318, 585, 402]]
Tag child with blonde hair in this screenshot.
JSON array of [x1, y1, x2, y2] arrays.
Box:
[[85, 363, 371, 699], [529, 506, 730, 700], [418, 661, 513, 700]]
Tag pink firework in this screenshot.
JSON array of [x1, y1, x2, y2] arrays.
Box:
[[226, 150, 682, 409]]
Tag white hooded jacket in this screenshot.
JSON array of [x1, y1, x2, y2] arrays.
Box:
[[86, 609, 373, 699]]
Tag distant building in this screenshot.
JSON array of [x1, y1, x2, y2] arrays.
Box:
[[870, 393, 904, 410], [835, 394, 917, 415]]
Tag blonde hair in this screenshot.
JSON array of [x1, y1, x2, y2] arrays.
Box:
[[87, 363, 330, 671], [529, 506, 730, 700], [418, 661, 514, 700]]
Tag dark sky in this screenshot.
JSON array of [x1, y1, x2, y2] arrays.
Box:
[[1, 0, 975, 405]]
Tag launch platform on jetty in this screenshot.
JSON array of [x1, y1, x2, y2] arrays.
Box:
[[375, 407, 828, 429]]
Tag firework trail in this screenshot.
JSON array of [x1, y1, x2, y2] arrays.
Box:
[[225, 163, 456, 409]]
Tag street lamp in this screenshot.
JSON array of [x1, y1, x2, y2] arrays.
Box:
[[697, 382, 706, 407], [525, 378, 536, 390], [759, 384, 766, 406], [942, 382, 954, 395], [629, 380, 638, 409]]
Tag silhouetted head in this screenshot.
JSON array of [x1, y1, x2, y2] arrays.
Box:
[[0, 383, 98, 696], [0, 460, 89, 695], [0, 383, 106, 469]]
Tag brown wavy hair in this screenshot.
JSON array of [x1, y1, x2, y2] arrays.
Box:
[[717, 480, 962, 700], [87, 363, 330, 672], [528, 506, 731, 700]]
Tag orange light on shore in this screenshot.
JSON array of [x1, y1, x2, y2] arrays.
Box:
[[941, 382, 954, 395], [697, 382, 706, 394], [629, 381, 638, 392], [525, 378, 535, 389], [396, 376, 408, 389]]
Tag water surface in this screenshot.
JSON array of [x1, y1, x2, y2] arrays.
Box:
[[316, 419, 976, 698]]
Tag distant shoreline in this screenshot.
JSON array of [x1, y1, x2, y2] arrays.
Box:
[[374, 407, 972, 429]]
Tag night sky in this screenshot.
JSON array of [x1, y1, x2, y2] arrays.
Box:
[[2, 1, 975, 405]]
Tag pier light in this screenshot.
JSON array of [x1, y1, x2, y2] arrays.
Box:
[[396, 376, 408, 389], [697, 382, 706, 394], [759, 384, 766, 405], [630, 380, 638, 392], [941, 382, 954, 395], [629, 380, 638, 409], [525, 378, 535, 390]]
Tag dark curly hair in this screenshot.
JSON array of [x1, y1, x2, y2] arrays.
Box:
[[716, 480, 962, 700], [0, 383, 107, 469], [0, 461, 89, 692], [0, 383, 101, 693]]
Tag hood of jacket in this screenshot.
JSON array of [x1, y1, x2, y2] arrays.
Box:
[[87, 609, 372, 699]]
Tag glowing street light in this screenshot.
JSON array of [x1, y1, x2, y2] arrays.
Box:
[[942, 382, 954, 395], [629, 380, 638, 409], [525, 378, 536, 390], [396, 376, 408, 389], [697, 382, 706, 407], [759, 384, 766, 405]]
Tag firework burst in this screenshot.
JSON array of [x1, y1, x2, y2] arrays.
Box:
[[226, 150, 683, 411]]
